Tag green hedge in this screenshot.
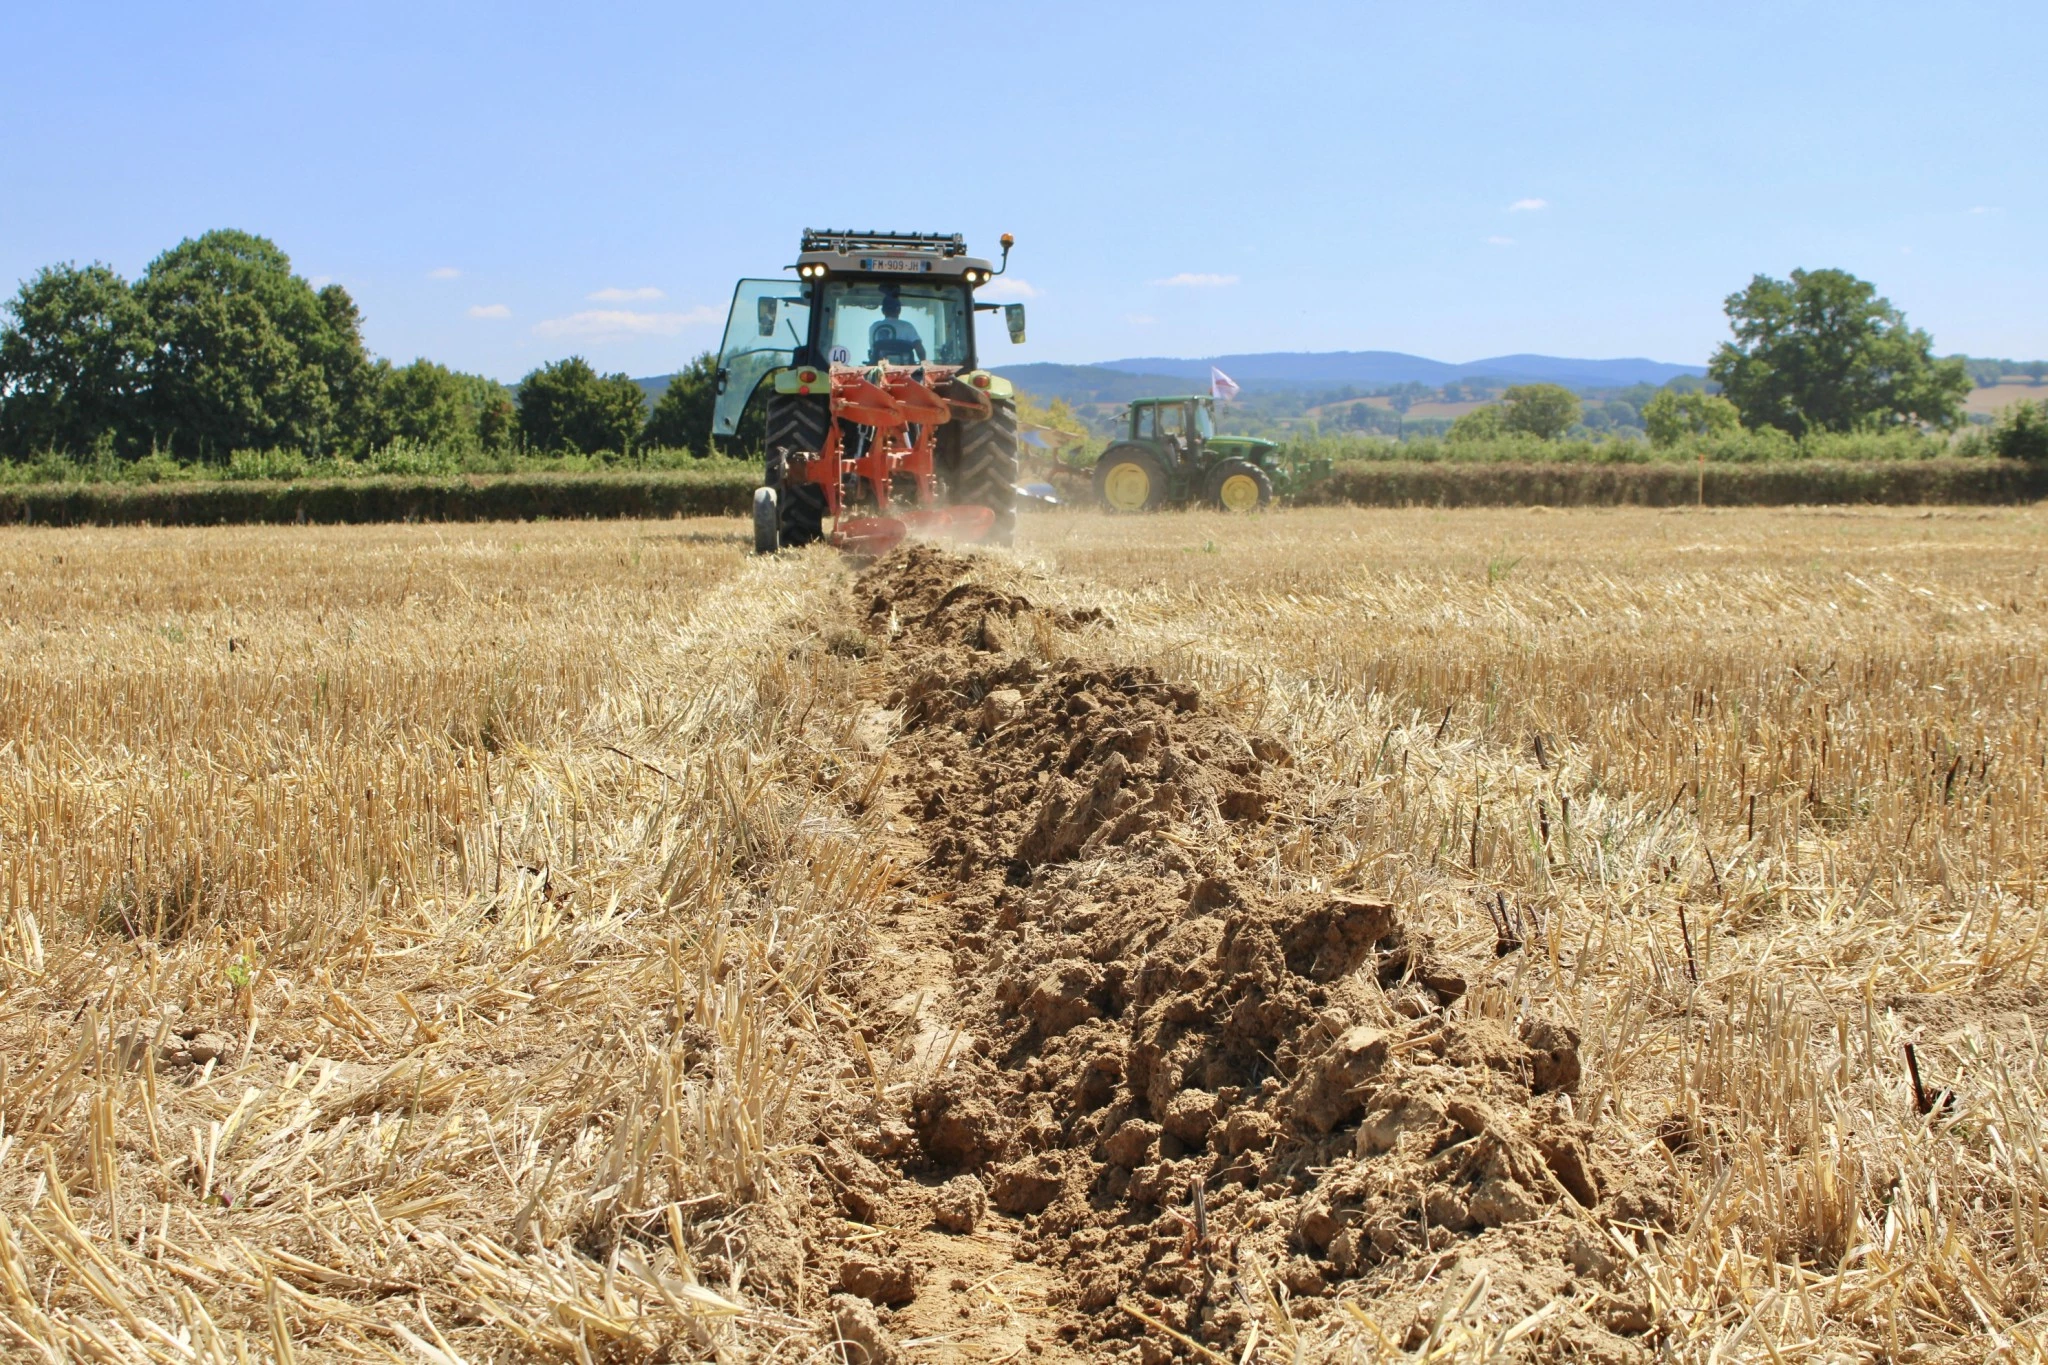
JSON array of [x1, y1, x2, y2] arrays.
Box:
[[0, 469, 759, 527], [1297, 458, 2048, 508]]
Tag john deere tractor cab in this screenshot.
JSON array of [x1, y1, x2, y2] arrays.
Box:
[[711, 229, 1028, 553], [1093, 395, 1281, 513]]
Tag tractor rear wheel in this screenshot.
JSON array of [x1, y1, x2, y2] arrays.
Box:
[[1094, 444, 1171, 513], [764, 393, 830, 547], [952, 398, 1019, 545], [1203, 458, 1273, 513]]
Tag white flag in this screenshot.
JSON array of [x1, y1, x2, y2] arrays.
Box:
[[1209, 366, 1240, 402]]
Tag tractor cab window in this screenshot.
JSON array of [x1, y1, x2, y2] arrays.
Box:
[[1158, 404, 1187, 440], [1194, 404, 1215, 440], [712, 279, 811, 437], [817, 280, 970, 367], [1133, 406, 1157, 440]]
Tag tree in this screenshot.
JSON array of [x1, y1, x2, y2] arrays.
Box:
[[642, 353, 715, 453], [0, 262, 152, 457], [1500, 383, 1580, 439], [1446, 404, 1505, 442], [1707, 268, 1971, 436], [1991, 401, 2048, 462], [518, 357, 647, 455], [1643, 389, 1741, 446], [2025, 361, 2047, 387], [361, 360, 512, 453], [367, 359, 471, 449], [135, 230, 375, 460], [642, 352, 768, 455]]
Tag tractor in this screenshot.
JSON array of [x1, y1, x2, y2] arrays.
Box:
[[710, 229, 1028, 554], [1092, 395, 1283, 513]]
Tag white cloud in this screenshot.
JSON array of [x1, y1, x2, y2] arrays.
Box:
[[588, 286, 665, 302], [531, 306, 721, 340], [1508, 198, 1548, 213], [978, 277, 1040, 301], [1154, 272, 1239, 287], [468, 304, 512, 319], [428, 266, 462, 280], [1486, 236, 1516, 247]]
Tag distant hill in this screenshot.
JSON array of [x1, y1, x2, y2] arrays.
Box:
[[634, 351, 1710, 417], [1079, 351, 1706, 393], [985, 364, 1200, 404]]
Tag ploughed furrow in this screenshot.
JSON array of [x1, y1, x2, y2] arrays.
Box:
[[822, 545, 1662, 1362]]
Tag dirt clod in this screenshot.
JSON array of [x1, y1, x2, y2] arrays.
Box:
[[931, 1175, 988, 1233], [828, 1292, 903, 1363]]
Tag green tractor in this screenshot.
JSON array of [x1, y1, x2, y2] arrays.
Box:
[[1092, 395, 1283, 513]]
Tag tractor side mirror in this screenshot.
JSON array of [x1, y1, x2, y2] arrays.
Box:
[[756, 297, 778, 337], [1004, 303, 1027, 344]]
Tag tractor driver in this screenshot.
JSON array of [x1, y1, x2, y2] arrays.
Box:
[[867, 286, 926, 364]]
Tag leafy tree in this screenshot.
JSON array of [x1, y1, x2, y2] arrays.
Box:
[[642, 353, 715, 453], [1447, 404, 1505, 442], [518, 357, 647, 455], [0, 262, 152, 457], [642, 352, 770, 455], [1707, 269, 1971, 435], [367, 360, 472, 449], [476, 391, 516, 453], [131, 230, 375, 460], [2025, 361, 2047, 387], [360, 360, 512, 454], [1643, 389, 1741, 446], [1500, 383, 1580, 439], [1991, 401, 2048, 462]]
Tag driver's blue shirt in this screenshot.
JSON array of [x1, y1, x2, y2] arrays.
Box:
[[869, 317, 925, 363]]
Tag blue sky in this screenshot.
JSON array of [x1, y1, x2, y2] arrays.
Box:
[[2, 1, 2041, 382]]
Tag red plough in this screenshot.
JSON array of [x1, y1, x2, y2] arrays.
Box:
[[792, 365, 998, 556]]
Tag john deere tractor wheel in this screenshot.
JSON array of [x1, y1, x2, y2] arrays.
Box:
[[952, 398, 1020, 546], [1094, 445, 1171, 514], [1203, 458, 1273, 513], [764, 393, 830, 547]]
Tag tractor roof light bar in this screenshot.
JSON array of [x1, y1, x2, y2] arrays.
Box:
[[800, 229, 967, 257]]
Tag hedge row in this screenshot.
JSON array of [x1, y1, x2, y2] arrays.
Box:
[[2, 459, 2040, 528], [0, 470, 760, 527], [1296, 458, 2048, 508]]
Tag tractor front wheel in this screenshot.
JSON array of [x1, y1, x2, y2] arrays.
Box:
[[1203, 458, 1273, 513], [1094, 445, 1171, 514]]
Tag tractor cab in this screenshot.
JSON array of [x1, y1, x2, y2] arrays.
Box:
[[1127, 396, 1217, 458], [710, 229, 1026, 440]]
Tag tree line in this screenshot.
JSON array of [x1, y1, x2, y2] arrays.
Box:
[[1440, 268, 1983, 447], [0, 229, 740, 464]]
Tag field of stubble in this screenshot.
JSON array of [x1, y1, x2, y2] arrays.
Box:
[[2, 504, 2044, 1363]]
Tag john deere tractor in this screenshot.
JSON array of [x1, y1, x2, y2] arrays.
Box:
[[1092, 396, 1281, 513], [710, 229, 1028, 554]]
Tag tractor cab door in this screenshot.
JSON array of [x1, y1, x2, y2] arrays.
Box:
[[712, 280, 812, 437], [1156, 401, 1189, 465]]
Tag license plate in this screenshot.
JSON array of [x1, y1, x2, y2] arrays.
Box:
[[861, 256, 928, 273]]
